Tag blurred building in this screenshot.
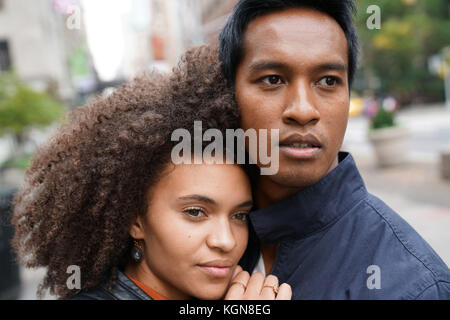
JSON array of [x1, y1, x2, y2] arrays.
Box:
[[0, 0, 93, 103], [151, 0, 237, 64], [85, 0, 238, 80], [119, 0, 228, 76], [0, 0, 239, 98], [200, 0, 237, 44]]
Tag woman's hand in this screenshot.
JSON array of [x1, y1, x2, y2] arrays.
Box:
[[224, 265, 292, 300]]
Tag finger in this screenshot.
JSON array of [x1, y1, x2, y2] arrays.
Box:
[[260, 274, 279, 300], [231, 265, 243, 280], [245, 272, 265, 299], [275, 283, 292, 300], [224, 270, 250, 300]]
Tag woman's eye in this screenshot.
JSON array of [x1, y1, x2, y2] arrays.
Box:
[[261, 75, 283, 86], [318, 76, 338, 87], [232, 212, 249, 222], [183, 207, 206, 219]]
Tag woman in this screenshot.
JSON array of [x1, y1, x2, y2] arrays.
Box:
[[11, 45, 291, 300]]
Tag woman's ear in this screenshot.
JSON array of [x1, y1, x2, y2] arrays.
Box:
[[129, 214, 145, 240]]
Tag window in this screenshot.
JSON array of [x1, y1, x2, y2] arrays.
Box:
[[0, 40, 11, 71]]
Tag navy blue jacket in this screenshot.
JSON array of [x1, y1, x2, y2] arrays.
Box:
[[240, 152, 450, 299]]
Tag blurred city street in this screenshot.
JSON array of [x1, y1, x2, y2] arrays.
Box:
[[1, 0, 449, 301]]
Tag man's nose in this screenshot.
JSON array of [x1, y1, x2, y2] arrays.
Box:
[[205, 218, 236, 252], [282, 80, 320, 126]]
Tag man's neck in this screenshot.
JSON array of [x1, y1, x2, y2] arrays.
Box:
[[254, 156, 340, 209], [254, 178, 302, 274], [254, 155, 340, 273], [254, 178, 302, 210]]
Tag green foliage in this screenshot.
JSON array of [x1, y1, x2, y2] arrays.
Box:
[[1, 153, 32, 169], [0, 71, 64, 138], [370, 107, 396, 130], [355, 0, 450, 104]]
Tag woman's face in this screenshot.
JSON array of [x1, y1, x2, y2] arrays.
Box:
[[129, 162, 252, 300]]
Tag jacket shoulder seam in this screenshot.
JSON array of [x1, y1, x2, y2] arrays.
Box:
[[412, 280, 450, 300]]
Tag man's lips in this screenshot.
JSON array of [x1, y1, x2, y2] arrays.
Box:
[[279, 133, 322, 160]]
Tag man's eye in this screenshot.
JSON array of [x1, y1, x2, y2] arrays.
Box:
[[183, 207, 206, 219], [318, 76, 338, 87], [261, 75, 283, 85], [232, 212, 249, 222]]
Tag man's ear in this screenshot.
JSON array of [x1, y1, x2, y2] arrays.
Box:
[[129, 214, 145, 239]]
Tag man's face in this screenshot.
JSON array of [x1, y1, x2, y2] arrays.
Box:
[[235, 8, 350, 190]]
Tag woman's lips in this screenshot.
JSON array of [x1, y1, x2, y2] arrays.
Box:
[[198, 265, 232, 277]]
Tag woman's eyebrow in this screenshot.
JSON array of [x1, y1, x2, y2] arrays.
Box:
[[178, 194, 217, 205], [177, 195, 253, 209], [235, 200, 253, 209]]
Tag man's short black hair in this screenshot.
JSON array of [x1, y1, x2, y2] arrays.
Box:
[[218, 0, 359, 89]]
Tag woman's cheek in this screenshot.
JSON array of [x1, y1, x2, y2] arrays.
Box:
[[233, 224, 249, 255]]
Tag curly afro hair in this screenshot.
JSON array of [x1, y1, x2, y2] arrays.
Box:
[[11, 45, 242, 299]]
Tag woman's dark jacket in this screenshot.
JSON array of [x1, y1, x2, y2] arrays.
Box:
[[70, 271, 152, 300]]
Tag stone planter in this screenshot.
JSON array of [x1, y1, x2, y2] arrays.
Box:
[[368, 126, 409, 167]]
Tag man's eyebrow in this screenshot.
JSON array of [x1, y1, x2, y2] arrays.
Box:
[[248, 61, 288, 73], [248, 61, 348, 74], [315, 62, 348, 73], [178, 194, 217, 205]]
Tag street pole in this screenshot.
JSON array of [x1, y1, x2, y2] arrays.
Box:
[[443, 47, 450, 110]]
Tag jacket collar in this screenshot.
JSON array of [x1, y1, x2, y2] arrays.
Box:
[[249, 152, 367, 244], [105, 270, 152, 300], [71, 270, 153, 300]]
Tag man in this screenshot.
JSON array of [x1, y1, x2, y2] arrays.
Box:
[[219, 0, 450, 299]]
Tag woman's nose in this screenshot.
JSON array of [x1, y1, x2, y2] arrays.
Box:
[[205, 218, 237, 252]]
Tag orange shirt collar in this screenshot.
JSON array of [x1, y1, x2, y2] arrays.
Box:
[[127, 275, 168, 300]]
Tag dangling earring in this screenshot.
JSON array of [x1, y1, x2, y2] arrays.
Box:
[[131, 239, 143, 262]]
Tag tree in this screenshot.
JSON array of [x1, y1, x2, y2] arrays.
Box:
[[0, 72, 64, 165], [355, 0, 450, 105]]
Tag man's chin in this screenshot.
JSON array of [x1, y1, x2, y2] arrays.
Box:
[[266, 168, 324, 190], [264, 152, 339, 190]]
